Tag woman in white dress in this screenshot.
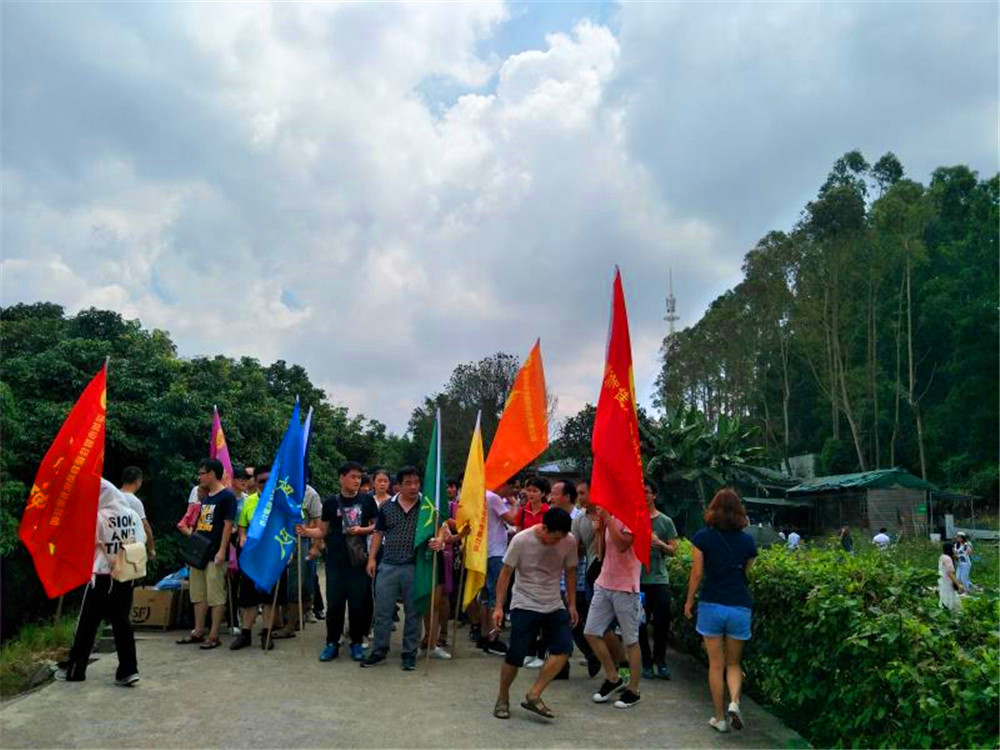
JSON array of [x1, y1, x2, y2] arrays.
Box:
[[938, 542, 964, 612]]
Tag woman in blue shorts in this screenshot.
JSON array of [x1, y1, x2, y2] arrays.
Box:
[[684, 488, 757, 734]]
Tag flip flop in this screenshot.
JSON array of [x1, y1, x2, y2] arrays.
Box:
[[199, 638, 221, 650], [493, 699, 510, 720], [176, 633, 205, 645], [520, 694, 555, 719]]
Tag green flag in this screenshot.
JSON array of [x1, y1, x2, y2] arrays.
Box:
[[414, 409, 447, 615]]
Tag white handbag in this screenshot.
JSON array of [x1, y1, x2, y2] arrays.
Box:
[[112, 542, 148, 582]]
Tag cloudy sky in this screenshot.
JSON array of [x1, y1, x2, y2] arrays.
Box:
[[3, 1, 997, 433]]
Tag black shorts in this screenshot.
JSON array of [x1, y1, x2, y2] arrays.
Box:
[[505, 608, 573, 667], [238, 568, 287, 608]]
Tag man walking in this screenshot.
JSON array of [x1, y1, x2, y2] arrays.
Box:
[[473, 484, 518, 655], [491, 507, 578, 720], [363, 467, 446, 670], [584, 507, 644, 709]]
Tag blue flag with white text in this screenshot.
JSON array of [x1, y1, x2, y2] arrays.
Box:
[[240, 401, 304, 591]]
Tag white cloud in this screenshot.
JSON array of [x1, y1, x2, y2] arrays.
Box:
[[2, 2, 995, 434]]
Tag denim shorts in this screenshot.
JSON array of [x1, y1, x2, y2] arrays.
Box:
[[480, 556, 505, 608], [696, 601, 752, 641]]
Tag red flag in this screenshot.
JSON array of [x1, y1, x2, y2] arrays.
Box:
[[20, 363, 108, 597], [484, 340, 549, 490], [590, 269, 650, 566]]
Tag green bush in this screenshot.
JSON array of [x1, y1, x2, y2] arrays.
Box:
[[668, 540, 1000, 748]]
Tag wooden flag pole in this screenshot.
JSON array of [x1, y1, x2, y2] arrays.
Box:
[[297, 535, 305, 658], [452, 541, 467, 659], [54, 594, 65, 623], [425, 512, 439, 675], [265, 580, 281, 652]]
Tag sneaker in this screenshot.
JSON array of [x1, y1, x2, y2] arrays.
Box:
[[482, 639, 508, 656], [469, 625, 482, 642], [319, 643, 339, 662], [401, 653, 416, 671], [53, 668, 84, 682], [350, 643, 365, 662], [361, 651, 387, 668], [709, 717, 729, 733], [430, 646, 452, 660], [641, 666, 654, 680], [313, 611, 325, 620], [592, 677, 625, 703], [524, 657, 544, 669], [114, 673, 140, 687], [305, 612, 318, 624], [229, 631, 252, 651], [727, 701, 744, 730], [614, 689, 641, 709], [656, 663, 672, 680]]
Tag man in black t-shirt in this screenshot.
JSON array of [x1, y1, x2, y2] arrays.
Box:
[[177, 458, 235, 650], [298, 461, 377, 662]]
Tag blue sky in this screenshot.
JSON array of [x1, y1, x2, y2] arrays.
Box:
[[2, 1, 997, 433]]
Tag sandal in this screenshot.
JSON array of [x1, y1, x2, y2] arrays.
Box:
[[176, 632, 205, 645], [520, 694, 555, 719], [199, 638, 221, 650], [493, 699, 510, 720]]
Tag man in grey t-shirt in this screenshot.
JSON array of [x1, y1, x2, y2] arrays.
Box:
[[491, 507, 578, 721]]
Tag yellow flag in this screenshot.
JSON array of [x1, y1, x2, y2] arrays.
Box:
[[456, 413, 487, 610]]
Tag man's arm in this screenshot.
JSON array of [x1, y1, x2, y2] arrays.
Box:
[[367, 531, 383, 578], [565, 566, 578, 627], [605, 514, 633, 553], [491, 564, 514, 630], [142, 519, 156, 558], [296, 520, 328, 539]]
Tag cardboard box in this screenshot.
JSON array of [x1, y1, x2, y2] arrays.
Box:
[[130, 587, 177, 630]]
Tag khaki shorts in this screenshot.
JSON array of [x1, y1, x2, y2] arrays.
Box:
[[190, 561, 227, 607], [583, 584, 641, 646]]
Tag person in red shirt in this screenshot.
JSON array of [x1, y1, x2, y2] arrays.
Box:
[[516, 477, 550, 531]]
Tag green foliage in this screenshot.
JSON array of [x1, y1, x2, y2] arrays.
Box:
[[656, 154, 999, 502], [0, 305, 418, 639], [0, 615, 76, 697], [667, 541, 1000, 748]]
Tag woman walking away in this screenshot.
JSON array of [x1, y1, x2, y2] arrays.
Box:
[[938, 542, 964, 611], [684, 488, 757, 734], [954, 533, 973, 591]]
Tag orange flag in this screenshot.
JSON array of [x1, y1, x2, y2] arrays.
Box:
[[20, 362, 108, 597], [590, 269, 650, 566], [484, 340, 549, 490]]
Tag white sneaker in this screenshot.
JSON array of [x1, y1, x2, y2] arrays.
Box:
[[709, 717, 729, 733], [431, 646, 452, 660], [727, 702, 743, 730], [524, 657, 545, 669]]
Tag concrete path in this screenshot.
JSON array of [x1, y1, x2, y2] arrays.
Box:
[[1, 621, 804, 748]]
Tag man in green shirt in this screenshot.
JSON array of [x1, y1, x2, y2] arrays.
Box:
[[639, 479, 677, 680]]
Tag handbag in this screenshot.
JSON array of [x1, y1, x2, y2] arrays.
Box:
[[112, 542, 148, 582], [183, 532, 214, 570], [346, 535, 369, 568]]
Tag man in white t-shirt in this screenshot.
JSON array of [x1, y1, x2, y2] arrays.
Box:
[[786, 531, 801, 550], [120, 466, 155, 559], [56, 479, 145, 685], [872, 528, 891, 549]]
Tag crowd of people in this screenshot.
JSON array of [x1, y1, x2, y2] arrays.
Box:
[[55, 456, 772, 733]]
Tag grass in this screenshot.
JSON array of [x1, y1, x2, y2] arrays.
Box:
[[0, 616, 76, 699]]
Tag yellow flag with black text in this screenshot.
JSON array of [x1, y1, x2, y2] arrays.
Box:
[[456, 413, 487, 610]]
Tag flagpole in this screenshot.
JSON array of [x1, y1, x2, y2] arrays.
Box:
[[297, 536, 305, 658], [425, 510, 439, 676], [265, 582, 280, 652], [452, 540, 466, 658], [54, 594, 64, 623]]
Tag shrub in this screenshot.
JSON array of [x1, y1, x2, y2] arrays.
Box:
[[668, 540, 1000, 748]]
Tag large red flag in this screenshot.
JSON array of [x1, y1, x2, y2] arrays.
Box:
[[484, 340, 549, 490], [20, 363, 108, 597], [590, 269, 650, 565]]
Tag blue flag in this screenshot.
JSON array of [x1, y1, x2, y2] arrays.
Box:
[[240, 401, 304, 592]]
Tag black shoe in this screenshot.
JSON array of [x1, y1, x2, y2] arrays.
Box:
[[482, 638, 508, 656], [259, 630, 275, 651], [114, 673, 140, 687], [587, 657, 602, 678], [469, 625, 481, 642], [614, 689, 641, 709], [230, 631, 252, 651], [401, 653, 416, 671], [592, 677, 625, 703], [361, 651, 387, 668]]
